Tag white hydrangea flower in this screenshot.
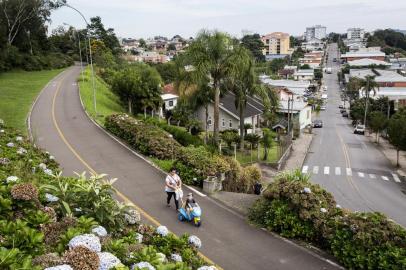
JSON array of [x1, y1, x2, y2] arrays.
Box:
[[68, 234, 101, 252], [0, 129, 4, 133], [170, 253, 182, 262], [44, 265, 73, 270], [131, 262, 155, 270], [336, 204, 341, 209], [320, 208, 327, 213], [6, 176, 19, 183], [124, 208, 141, 225], [156, 225, 169, 237], [39, 163, 47, 170], [44, 168, 53, 176], [28, 159, 33, 163], [6, 142, 14, 147], [135, 233, 143, 243], [303, 187, 312, 194], [45, 151, 50, 155], [92, 226, 108, 237], [98, 252, 121, 270], [74, 207, 82, 212], [17, 147, 27, 155], [197, 266, 217, 270], [49, 155, 55, 160], [156, 252, 167, 263], [45, 193, 59, 202], [0, 119, 4, 126], [15, 136, 23, 142], [188, 235, 202, 249]]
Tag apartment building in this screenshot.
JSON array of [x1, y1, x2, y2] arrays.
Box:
[[305, 25, 327, 41], [347, 28, 365, 40], [261, 32, 292, 60]]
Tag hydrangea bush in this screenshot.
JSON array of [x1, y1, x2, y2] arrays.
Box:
[[249, 170, 406, 269], [0, 126, 211, 270]]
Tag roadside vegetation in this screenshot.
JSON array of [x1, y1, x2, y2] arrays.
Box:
[[0, 68, 64, 132], [249, 170, 406, 270], [0, 120, 212, 270], [78, 67, 124, 125]]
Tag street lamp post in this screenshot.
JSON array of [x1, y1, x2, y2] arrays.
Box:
[[59, 1, 97, 115], [63, 23, 84, 84]]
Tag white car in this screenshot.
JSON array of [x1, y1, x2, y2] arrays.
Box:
[[354, 125, 365, 135]]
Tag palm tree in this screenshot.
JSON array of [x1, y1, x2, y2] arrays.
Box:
[[360, 75, 379, 127], [224, 45, 269, 149], [181, 30, 237, 144]]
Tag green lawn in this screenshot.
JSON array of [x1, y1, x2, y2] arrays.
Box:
[[78, 67, 124, 125], [236, 145, 278, 165], [0, 69, 64, 133]]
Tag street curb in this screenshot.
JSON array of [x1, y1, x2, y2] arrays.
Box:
[[300, 133, 314, 169]]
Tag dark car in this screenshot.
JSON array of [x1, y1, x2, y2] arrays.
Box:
[[342, 111, 349, 117], [312, 119, 323, 128], [340, 108, 346, 113], [338, 105, 344, 109]]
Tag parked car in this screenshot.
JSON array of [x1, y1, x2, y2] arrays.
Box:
[[320, 105, 327, 111], [338, 105, 344, 109], [354, 125, 365, 135], [340, 108, 346, 113], [312, 119, 323, 128], [333, 58, 337, 62], [342, 111, 349, 117]]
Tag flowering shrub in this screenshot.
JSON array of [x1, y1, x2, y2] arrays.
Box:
[[0, 125, 211, 270], [223, 164, 262, 194], [249, 170, 406, 269], [188, 235, 202, 249]]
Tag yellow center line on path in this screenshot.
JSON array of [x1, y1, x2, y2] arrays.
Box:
[[51, 73, 220, 268]]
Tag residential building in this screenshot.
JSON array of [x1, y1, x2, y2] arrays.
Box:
[[347, 59, 391, 68], [278, 100, 312, 130], [293, 69, 315, 81], [347, 69, 406, 87], [260, 76, 312, 97], [196, 93, 263, 133], [140, 51, 170, 63], [261, 32, 292, 60], [347, 28, 365, 40], [305, 25, 327, 41], [301, 38, 324, 51], [341, 48, 385, 62], [299, 51, 323, 68]]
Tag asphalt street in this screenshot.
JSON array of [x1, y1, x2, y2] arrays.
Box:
[[303, 43, 406, 227], [30, 66, 341, 270]]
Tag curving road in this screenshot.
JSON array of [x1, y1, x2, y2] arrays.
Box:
[[30, 65, 341, 270]]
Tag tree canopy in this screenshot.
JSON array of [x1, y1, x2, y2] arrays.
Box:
[[241, 34, 265, 62]]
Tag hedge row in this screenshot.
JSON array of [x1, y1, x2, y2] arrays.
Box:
[[105, 114, 262, 190], [248, 171, 406, 269]]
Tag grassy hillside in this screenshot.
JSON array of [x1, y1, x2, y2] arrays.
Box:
[[0, 69, 64, 133], [78, 67, 124, 125]]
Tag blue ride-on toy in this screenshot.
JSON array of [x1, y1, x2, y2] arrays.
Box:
[[178, 203, 202, 227]]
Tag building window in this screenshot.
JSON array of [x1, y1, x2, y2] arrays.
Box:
[[207, 116, 212, 126], [229, 120, 232, 128], [168, 100, 173, 107], [222, 118, 225, 127]]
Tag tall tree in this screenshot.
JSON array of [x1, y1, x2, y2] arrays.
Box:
[[241, 34, 265, 62], [182, 30, 238, 144], [387, 109, 406, 167], [87, 16, 121, 55], [224, 45, 269, 149], [368, 111, 387, 143], [360, 75, 379, 127]]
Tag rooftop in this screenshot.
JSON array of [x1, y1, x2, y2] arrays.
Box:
[[349, 69, 406, 82], [342, 51, 385, 58], [348, 59, 391, 67], [219, 93, 264, 119], [161, 93, 178, 100], [279, 100, 310, 113]]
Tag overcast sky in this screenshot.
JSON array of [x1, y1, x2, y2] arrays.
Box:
[[49, 0, 406, 39]]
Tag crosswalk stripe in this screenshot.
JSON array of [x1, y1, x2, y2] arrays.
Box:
[[324, 166, 330, 175], [335, 167, 341, 175], [346, 168, 352, 176], [369, 174, 376, 179], [313, 166, 319, 174], [382, 176, 389, 181], [358, 172, 365, 178], [302, 166, 309, 174], [392, 173, 401, 183]]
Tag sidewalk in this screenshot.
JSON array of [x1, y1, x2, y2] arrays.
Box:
[[283, 132, 313, 171], [365, 134, 406, 177]]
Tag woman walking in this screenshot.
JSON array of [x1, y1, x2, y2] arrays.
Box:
[[165, 168, 182, 210]]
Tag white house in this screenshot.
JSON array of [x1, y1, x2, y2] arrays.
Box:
[[160, 93, 178, 117], [278, 100, 312, 130], [293, 69, 315, 81]]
